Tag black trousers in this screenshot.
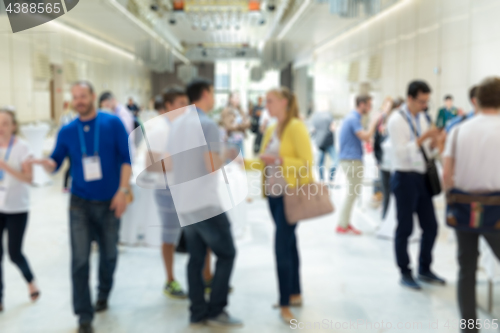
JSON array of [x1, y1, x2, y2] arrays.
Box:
[[391, 172, 438, 275], [381, 170, 391, 219], [455, 230, 500, 333], [0, 212, 34, 303]]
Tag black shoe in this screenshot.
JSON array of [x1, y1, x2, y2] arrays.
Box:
[[78, 323, 94, 333], [401, 273, 422, 290], [94, 299, 108, 312], [0, 303, 3, 312], [418, 271, 446, 285]]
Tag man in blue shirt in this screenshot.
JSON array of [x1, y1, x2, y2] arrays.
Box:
[[32, 81, 131, 333], [337, 95, 379, 235]]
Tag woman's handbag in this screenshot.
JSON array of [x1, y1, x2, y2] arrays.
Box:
[[399, 111, 442, 196], [283, 182, 334, 225]]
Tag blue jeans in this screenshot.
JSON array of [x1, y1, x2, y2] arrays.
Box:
[[0, 212, 33, 304], [183, 211, 236, 323], [391, 172, 437, 275], [317, 145, 337, 182], [268, 196, 301, 306], [69, 195, 120, 324]]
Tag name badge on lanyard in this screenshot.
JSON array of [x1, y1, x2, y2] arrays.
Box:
[[0, 136, 15, 207], [78, 115, 103, 182]]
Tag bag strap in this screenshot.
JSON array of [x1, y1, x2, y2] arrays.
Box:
[[399, 110, 430, 163]]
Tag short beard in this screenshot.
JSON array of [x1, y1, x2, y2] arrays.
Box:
[[78, 104, 94, 117]]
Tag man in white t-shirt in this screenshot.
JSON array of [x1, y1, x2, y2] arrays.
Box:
[[443, 77, 500, 332]]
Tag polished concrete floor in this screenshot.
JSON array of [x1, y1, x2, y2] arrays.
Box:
[[0, 171, 497, 333]]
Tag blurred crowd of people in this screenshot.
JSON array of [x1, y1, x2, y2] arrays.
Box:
[[0, 73, 499, 333]]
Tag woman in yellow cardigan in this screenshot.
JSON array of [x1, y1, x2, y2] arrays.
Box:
[[246, 87, 314, 323]]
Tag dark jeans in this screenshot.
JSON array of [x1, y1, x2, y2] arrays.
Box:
[[183, 211, 236, 323], [268, 196, 301, 306], [455, 230, 500, 333], [69, 195, 120, 324], [317, 145, 337, 182], [0, 212, 33, 303], [391, 172, 438, 275], [381, 170, 391, 219]]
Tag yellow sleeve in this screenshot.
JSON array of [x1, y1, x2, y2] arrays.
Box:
[[282, 121, 314, 172]]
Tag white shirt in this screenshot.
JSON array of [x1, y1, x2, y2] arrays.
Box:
[[387, 105, 433, 174], [0, 138, 33, 213], [444, 113, 500, 191]]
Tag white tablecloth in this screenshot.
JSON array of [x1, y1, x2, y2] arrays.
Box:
[[21, 124, 51, 186]]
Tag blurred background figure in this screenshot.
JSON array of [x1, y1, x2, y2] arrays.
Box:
[[436, 94, 458, 129], [0, 106, 39, 313], [98, 92, 135, 135], [373, 97, 403, 218], [310, 108, 337, 184], [220, 91, 250, 157], [250, 96, 265, 155], [337, 95, 379, 235]]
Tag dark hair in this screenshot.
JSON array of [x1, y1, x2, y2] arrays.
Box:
[[99, 91, 114, 106], [186, 78, 212, 103], [356, 94, 372, 107], [469, 86, 478, 102], [444, 94, 453, 101], [163, 86, 187, 106], [476, 77, 500, 109], [154, 95, 164, 112], [72, 81, 94, 95], [407, 81, 431, 99]]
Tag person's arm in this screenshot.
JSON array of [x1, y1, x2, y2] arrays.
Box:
[[0, 158, 33, 184], [110, 118, 132, 218], [29, 130, 67, 173], [356, 115, 381, 142], [442, 156, 455, 190], [442, 127, 459, 190], [261, 122, 313, 176]]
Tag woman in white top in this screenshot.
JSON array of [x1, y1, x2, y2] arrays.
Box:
[[443, 77, 500, 333], [0, 107, 39, 312]]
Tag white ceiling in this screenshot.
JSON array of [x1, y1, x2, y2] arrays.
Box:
[[56, 0, 399, 64]]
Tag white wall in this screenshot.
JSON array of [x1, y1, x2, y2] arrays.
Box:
[[0, 17, 150, 123], [311, 0, 500, 118]]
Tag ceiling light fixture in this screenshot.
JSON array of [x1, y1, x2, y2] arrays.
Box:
[[107, 0, 190, 64]]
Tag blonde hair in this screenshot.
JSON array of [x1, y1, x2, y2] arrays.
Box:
[[0, 106, 18, 135], [268, 87, 300, 137]]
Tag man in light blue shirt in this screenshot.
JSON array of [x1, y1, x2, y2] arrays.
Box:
[[337, 95, 379, 234]]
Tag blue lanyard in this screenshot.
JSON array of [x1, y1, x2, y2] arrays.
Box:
[[0, 136, 15, 181], [77, 114, 100, 157], [404, 109, 421, 139]]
